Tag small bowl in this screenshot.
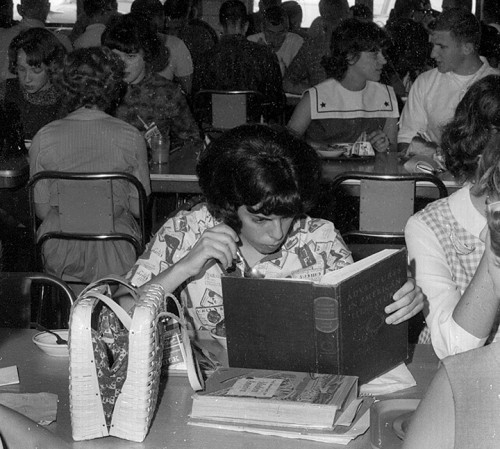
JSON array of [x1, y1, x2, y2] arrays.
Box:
[[210, 328, 227, 349], [32, 330, 69, 357]]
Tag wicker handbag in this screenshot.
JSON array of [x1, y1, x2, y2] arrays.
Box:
[[69, 276, 203, 442]]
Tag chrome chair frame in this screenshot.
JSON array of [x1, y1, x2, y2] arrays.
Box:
[[328, 172, 448, 253], [0, 272, 76, 328], [28, 171, 148, 273]]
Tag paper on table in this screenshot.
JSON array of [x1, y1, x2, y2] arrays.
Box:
[[0, 392, 58, 425], [359, 363, 416, 396], [0, 366, 19, 386]]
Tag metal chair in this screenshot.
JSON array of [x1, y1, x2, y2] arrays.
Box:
[[327, 172, 449, 260], [28, 171, 148, 283], [0, 272, 76, 328], [192, 90, 268, 137]]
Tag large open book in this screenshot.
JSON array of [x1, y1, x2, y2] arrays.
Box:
[[221, 248, 409, 384]]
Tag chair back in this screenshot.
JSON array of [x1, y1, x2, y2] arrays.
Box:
[[192, 90, 266, 135], [328, 172, 448, 258], [0, 272, 76, 328], [28, 171, 148, 272]]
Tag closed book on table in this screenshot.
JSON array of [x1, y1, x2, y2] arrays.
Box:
[[190, 367, 358, 428], [221, 248, 408, 384]]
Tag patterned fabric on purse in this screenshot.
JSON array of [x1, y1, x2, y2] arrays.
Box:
[[69, 275, 203, 442]]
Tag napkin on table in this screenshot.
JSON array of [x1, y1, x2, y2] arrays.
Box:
[[360, 362, 417, 396]]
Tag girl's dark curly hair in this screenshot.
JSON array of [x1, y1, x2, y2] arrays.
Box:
[[101, 13, 168, 73], [196, 124, 321, 232], [56, 47, 125, 113], [321, 18, 389, 81], [441, 75, 500, 188], [8, 27, 66, 77]]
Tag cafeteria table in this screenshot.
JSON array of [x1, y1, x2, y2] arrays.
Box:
[[151, 148, 461, 196], [0, 328, 440, 449]]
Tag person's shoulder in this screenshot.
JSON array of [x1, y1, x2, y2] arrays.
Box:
[[143, 72, 179, 90], [413, 66, 441, 83], [286, 32, 304, 44], [168, 202, 216, 229], [297, 215, 338, 234], [164, 33, 188, 50]]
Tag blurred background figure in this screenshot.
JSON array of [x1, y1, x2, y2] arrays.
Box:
[[73, 0, 118, 48], [386, 0, 437, 33], [350, 3, 373, 22], [281, 1, 306, 37], [0, 28, 66, 141], [102, 14, 201, 148], [247, 0, 282, 36], [441, 0, 472, 12], [0, 0, 71, 81], [131, 0, 193, 94], [248, 5, 303, 76], [483, 1, 500, 32], [283, 0, 350, 94], [193, 0, 284, 123], [0, 0, 17, 28], [384, 18, 432, 108], [163, 0, 218, 76]]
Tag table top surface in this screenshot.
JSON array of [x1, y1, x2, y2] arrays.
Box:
[[0, 328, 440, 449], [150, 147, 460, 192]]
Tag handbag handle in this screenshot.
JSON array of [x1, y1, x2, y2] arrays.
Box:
[[154, 287, 205, 391], [77, 275, 137, 330]]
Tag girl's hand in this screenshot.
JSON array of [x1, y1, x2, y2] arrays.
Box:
[[177, 223, 239, 278], [385, 278, 425, 325], [367, 129, 391, 152]]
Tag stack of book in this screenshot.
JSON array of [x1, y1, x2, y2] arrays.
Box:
[[189, 367, 371, 444]]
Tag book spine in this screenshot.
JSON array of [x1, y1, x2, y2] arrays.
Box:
[[312, 286, 340, 373]]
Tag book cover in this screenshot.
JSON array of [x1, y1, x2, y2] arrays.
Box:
[[221, 248, 408, 384], [190, 396, 374, 444], [190, 367, 358, 429]]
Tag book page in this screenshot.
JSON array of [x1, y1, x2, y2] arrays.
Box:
[[319, 249, 400, 286]]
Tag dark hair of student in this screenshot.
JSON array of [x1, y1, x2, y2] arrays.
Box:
[[8, 27, 66, 76], [219, 0, 247, 28], [197, 124, 321, 232], [321, 18, 389, 81], [263, 5, 287, 26], [56, 47, 125, 113], [441, 75, 500, 186], [101, 13, 167, 72], [433, 7, 481, 47]]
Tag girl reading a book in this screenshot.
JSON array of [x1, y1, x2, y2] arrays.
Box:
[[124, 124, 423, 335]]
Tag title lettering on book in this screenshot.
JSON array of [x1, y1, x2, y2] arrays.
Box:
[[227, 378, 284, 398]]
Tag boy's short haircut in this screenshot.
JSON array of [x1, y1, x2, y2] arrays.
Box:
[[433, 7, 481, 47]]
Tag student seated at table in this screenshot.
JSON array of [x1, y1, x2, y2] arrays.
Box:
[[405, 75, 500, 359], [247, 5, 304, 76], [403, 202, 500, 449], [124, 124, 423, 336], [30, 47, 151, 286], [287, 19, 398, 152], [0, 27, 66, 141], [102, 14, 201, 149]]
